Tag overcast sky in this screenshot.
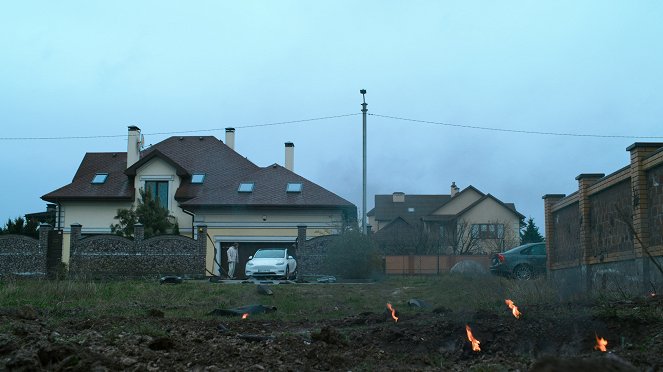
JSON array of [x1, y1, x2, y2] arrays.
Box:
[[2, 1, 662, 233]]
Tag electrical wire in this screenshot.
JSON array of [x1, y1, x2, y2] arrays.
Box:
[[369, 113, 663, 139], [0, 113, 361, 140]]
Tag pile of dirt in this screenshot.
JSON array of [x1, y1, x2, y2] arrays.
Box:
[[1, 295, 661, 371]]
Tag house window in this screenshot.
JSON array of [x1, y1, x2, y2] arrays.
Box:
[[408, 207, 415, 212], [238, 182, 254, 193], [145, 180, 169, 209], [286, 183, 302, 193], [91, 173, 108, 184], [191, 173, 205, 184], [471, 223, 504, 239]]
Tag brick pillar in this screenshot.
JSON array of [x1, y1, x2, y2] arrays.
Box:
[[542, 194, 565, 274], [297, 225, 307, 254], [627, 142, 663, 292], [576, 173, 605, 292], [197, 225, 207, 254], [39, 223, 52, 251], [70, 223, 82, 252]]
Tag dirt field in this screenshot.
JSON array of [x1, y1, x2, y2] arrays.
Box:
[[1, 287, 661, 371]]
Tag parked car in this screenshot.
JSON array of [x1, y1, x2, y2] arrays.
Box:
[[245, 248, 297, 280], [490, 242, 546, 280]]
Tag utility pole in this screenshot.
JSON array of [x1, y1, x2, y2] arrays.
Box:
[[360, 89, 368, 234]]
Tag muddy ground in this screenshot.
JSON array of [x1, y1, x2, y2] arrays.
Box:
[[1, 295, 662, 371]]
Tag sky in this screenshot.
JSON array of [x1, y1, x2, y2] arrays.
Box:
[[1, 1, 662, 234]]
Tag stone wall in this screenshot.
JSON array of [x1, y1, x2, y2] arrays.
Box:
[[0, 235, 44, 277], [68, 223, 206, 279], [297, 234, 338, 276], [589, 180, 633, 258], [0, 225, 51, 277]]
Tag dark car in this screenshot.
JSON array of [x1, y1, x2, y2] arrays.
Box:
[[490, 242, 546, 280]]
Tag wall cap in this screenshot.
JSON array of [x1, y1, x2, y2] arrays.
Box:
[[575, 173, 605, 181], [626, 142, 663, 151], [542, 194, 566, 200]]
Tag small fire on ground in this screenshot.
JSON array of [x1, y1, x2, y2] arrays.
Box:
[[241, 313, 249, 319], [386, 303, 398, 322], [465, 324, 481, 352], [595, 334, 608, 352], [505, 299, 521, 319]]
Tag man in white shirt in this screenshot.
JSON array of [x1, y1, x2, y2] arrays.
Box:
[[227, 243, 239, 279]]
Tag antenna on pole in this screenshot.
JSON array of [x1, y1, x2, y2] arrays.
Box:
[[360, 89, 368, 234]]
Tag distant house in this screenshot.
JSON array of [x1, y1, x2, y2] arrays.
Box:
[[367, 183, 524, 255], [42, 126, 357, 276]]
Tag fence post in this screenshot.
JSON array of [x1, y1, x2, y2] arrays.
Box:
[[576, 173, 605, 293], [39, 223, 52, 277], [542, 194, 566, 278], [627, 143, 662, 293]]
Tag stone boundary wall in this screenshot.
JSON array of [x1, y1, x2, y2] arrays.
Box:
[[545, 143, 663, 296], [297, 234, 337, 276], [0, 225, 51, 277], [68, 223, 207, 279]]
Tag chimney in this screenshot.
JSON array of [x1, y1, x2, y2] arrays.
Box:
[[450, 182, 460, 197], [225, 127, 235, 150], [392, 192, 405, 203], [285, 142, 294, 171], [127, 126, 141, 168]]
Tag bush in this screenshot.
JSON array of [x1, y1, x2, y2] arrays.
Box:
[[324, 230, 382, 279]]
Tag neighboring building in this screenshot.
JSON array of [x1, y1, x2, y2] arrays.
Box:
[[42, 126, 357, 276], [367, 183, 524, 255]]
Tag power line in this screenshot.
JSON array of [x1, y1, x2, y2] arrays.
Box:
[[0, 113, 361, 141], [370, 113, 663, 139]]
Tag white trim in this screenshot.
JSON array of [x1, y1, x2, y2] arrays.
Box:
[[139, 175, 174, 181], [213, 236, 297, 243], [201, 222, 338, 229]]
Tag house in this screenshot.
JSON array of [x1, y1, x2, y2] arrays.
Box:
[[42, 126, 357, 276], [367, 183, 524, 255]]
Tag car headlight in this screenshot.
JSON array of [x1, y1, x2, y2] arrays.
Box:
[[246, 262, 254, 266], [276, 260, 285, 265]]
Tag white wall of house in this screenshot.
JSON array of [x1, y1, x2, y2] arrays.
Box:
[[133, 157, 193, 232], [457, 198, 521, 252], [432, 188, 482, 215]]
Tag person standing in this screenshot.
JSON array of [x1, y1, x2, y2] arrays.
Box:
[[227, 243, 239, 279]]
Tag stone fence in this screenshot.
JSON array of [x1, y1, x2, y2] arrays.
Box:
[[0, 224, 51, 277], [69, 223, 207, 279]]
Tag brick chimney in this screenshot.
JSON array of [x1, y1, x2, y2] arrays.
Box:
[[225, 127, 235, 150], [127, 126, 141, 168], [285, 142, 294, 171], [450, 182, 460, 197]]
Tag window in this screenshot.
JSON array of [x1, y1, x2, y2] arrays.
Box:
[[191, 173, 205, 184], [286, 182, 302, 193], [471, 223, 505, 239], [238, 182, 254, 192], [408, 207, 415, 212], [145, 181, 169, 209], [530, 244, 546, 256], [91, 173, 108, 184]]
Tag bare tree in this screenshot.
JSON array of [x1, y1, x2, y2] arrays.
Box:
[[614, 204, 663, 277]]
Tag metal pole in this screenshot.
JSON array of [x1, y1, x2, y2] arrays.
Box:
[[360, 89, 368, 234]]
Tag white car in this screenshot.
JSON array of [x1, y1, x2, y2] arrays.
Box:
[[245, 248, 297, 280]]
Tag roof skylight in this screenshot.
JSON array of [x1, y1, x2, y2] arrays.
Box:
[[286, 182, 303, 193], [91, 173, 108, 184], [191, 173, 205, 184], [238, 182, 254, 193]]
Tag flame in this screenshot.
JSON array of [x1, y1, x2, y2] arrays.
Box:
[[241, 313, 249, 319], [465, 324, 481, 352], [386, 303, 398, 322], [595, 334, 607, 352], [505, 299, 521, 319]]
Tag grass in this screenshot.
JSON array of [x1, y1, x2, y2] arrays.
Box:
[[0, 274, 565, 323]]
